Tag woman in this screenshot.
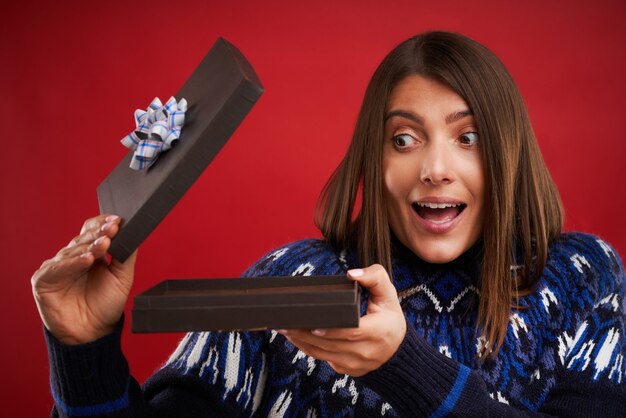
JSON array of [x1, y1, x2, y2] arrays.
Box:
[[32, 31, 625, 417]]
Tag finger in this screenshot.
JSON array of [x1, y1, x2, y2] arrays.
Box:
[[65, 228, 103, 251], [285, 313, 389, 346], [80, 214, 121, 235], [347, 265, 399, 309], [282, 329, 361, 353], [68, 215, 121, 249], [67, 224, 99, 248], [59, 230, 113, 261], [284, 334, 342, 360], [308, 312, 387, 340], [285, 336, 371, 377], [307, 327, 363, 341], [87, 234, 114, 260]]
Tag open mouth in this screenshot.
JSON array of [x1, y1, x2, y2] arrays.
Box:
[[412, 202, 466, 224]]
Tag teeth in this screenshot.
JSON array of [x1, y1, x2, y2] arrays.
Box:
[[417, 202, 461, 209]]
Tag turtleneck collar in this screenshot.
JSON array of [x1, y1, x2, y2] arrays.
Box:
[[389, 231, 483, 296]]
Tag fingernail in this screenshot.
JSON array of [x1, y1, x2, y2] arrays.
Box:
[[80, 251, 92, 259], [347, 269, 364, 277], [311, 329, 326, 336], [93, 236, 105, 246], [101, 222, 113, 232], [105, 215, 119, 223]]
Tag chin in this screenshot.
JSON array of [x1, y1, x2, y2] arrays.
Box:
[[408, 237, 473, 264], [415, 249, 463, 264]]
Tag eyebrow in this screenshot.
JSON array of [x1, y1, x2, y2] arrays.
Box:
[[445, 110, 474, 124], [384, 110, 423, 124], [384, 109, 473, 125]]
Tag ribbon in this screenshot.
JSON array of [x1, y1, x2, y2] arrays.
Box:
[[121, 96, 188, 170]]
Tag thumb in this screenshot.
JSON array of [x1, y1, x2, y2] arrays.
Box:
[[347, 264, 398, 309], [109, 250, 137, 286]]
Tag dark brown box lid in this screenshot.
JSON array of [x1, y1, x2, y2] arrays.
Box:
[[131, 276, 361, 333], [98, 38, 263, 262]]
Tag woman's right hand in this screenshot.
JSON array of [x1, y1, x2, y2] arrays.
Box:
[[31, 215, 137, 345]]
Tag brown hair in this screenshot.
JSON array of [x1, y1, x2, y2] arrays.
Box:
[[315, 31, 563, 358]]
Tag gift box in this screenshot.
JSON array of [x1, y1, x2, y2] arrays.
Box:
[[131, 276, 361, 332], [98, 38, 263, 262]]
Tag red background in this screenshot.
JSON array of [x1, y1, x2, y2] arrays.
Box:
[[1, 0, 625, 415]]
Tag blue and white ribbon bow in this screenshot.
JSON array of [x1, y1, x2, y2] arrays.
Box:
[[121, 96, 188, 170]]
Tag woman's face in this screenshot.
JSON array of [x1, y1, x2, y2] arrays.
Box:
[[383, 75, 485, 263]]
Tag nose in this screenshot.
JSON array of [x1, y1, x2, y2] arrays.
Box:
[[419, 140, 454, 185]]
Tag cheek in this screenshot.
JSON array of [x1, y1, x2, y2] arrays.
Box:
[[383, 156, 413, 201], [470, 160, 485, 206], [462, 156, 486, 222], [456, 152, 484, 197], [383, 160, 409, 239]]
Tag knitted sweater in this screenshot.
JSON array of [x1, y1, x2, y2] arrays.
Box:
[[46, 232, 626, 417]]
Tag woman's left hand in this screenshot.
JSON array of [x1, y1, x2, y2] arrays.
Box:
[[278, 264, 406, 377]]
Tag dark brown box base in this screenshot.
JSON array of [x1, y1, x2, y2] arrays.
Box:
[[131, 276, 360, 333]]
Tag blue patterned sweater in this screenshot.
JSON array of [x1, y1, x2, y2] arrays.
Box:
[[46, 232, 626, 417]]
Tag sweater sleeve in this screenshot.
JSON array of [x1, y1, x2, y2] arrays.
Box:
[[358, 324, 625, 417], [46, 319, 147, 417], [358, 234, 626, 417], [46, 317, 263, 418]]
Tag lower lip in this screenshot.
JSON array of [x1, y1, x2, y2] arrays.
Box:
[[412, 207, 463, 234]]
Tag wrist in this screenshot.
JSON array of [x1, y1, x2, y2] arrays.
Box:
[[44, 318, 120, 346]]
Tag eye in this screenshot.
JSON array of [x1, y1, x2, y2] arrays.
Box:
[[392, 133, 417, 149], [459, 132, 479, 146]]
